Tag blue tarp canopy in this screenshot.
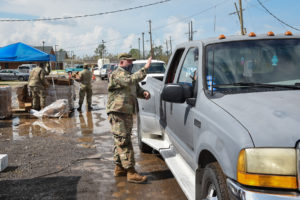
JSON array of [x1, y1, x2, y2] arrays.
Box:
[[0, 42, 56, 62]]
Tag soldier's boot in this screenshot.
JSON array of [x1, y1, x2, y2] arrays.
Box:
[[87, 104, 93, 111], [77, 104, 82, 112], [114, 165, 127, 177], [127, 167, 147, 183]]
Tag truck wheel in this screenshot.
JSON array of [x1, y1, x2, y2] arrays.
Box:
[[101, 77, 104, 80], [200, 162, 229, 200], [137, 114, 153, 153]]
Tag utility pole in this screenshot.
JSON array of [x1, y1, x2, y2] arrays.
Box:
[[42, 41, 45, 52], [190, 21, 196, 41], [101, 40, 105, 58], [239, 0, 245, 35], [186, 22, 191, 41], [186, 21, 196, 41], [233, 0, 245, 35], [138, 37, 141, 59], [54, 44, 59, 69], [148, 20, 153, 57], [165, 39, 169, 57], [142, 32, 145, 59], [70, 51, 74, 68], [169, 36, 172, 55]]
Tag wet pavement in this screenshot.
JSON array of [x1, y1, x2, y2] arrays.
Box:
[[0, 78, 187, 200]]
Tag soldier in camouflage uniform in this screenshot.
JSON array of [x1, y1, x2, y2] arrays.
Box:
[[77, 64, 93, 112], [106, 53, 152, 184], [28, 63, 49, 110]]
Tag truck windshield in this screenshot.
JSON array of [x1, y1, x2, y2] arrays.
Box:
[[205, 39, 300, 93], [132, 63, 165, 74]]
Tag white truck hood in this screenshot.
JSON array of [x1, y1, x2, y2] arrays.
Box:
[[212, 90, 300, 147]]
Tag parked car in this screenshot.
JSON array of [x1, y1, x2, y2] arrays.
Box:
[[18, 64, 37, 73], [0, 69, 29, 81], [106, 64, 118, 82], [132, 60, 166, 85], [93, 66, 100, 76], [100, 64, 109, 80], [65, 64, 84, 74], [137, 33, 300, 200]]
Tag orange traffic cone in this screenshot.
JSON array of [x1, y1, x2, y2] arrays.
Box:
[[92, 74, 96, 80]]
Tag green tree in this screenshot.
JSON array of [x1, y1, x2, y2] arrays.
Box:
[[129, 48, 140, 59], [94, 43, 106, 58], [106, 53, 119, 63]]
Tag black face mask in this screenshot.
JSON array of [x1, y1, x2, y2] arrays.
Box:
[[123, 64, 133, 73]]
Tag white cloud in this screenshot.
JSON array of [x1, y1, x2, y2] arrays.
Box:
[[0, 0, 296, 58], [121, 34, 136, 52], [0, 0, 148, 57], [163, 16, 188, 46]]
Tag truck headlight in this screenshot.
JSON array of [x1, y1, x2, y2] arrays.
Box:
[[237, 148, 298, 189]]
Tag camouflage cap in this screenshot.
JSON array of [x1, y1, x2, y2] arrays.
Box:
[[118, 53, 136, 61]]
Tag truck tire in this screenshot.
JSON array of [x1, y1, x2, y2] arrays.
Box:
[[200, 162, 229, 200], [137, 114, 153, 153]]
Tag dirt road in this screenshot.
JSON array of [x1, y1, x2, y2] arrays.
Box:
[[0, 77, 187, 200]]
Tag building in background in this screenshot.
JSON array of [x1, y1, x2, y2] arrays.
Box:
[[55, 50, 69, 69], [34, 46, 56, 69]]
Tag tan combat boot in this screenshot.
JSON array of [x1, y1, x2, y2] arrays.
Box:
[[114, 165, 127, 177], [127, 167, 147, 183]]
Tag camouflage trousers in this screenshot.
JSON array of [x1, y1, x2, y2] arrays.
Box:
[[108, 112, 135, 169], [79, 86, 92, 107], [30, 86, 46, 110]]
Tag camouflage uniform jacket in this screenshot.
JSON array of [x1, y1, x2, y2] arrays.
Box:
[[106, 66, 147, 114], [79, 69, 92, 88], [28, 67, 48, 88]]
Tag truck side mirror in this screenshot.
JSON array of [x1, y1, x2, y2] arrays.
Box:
[[161, 84, 192, 103]]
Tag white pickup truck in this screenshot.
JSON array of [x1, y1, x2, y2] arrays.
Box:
[[137, 32, 300, 200], [132, 59, 166, 85]]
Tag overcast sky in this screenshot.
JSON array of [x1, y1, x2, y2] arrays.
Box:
[[0, 0, 299, 57]]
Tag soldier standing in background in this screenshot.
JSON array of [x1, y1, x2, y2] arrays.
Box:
[[77, 63, 93, 112], [28, 63, 49, 110], [106, 53, 152, 184]]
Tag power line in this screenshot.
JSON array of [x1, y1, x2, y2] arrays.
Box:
[[66, 0, 228, 50], [257, 0, 300, 31], [152, 0, 227, 31], [0, 0, 171, 22]]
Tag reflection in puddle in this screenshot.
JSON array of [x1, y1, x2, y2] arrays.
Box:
[[1, 95, 111, 151], [78, 112, 93, 135]]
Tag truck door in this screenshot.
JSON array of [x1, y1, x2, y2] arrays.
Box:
[[165, 47, 199, 156]]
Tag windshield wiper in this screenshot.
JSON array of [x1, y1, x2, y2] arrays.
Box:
[[214, 82, 300, 89]]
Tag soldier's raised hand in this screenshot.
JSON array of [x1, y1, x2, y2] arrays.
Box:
[[144, 57, 152, 69], [143, 91, 151, 100]]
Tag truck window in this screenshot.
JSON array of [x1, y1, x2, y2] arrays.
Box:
[[132, 62, 165, 74], [165, 48, 185, 83], [178, 47, 198, 86]]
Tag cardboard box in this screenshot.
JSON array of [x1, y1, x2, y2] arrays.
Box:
[[0, 86, 12, 119]]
